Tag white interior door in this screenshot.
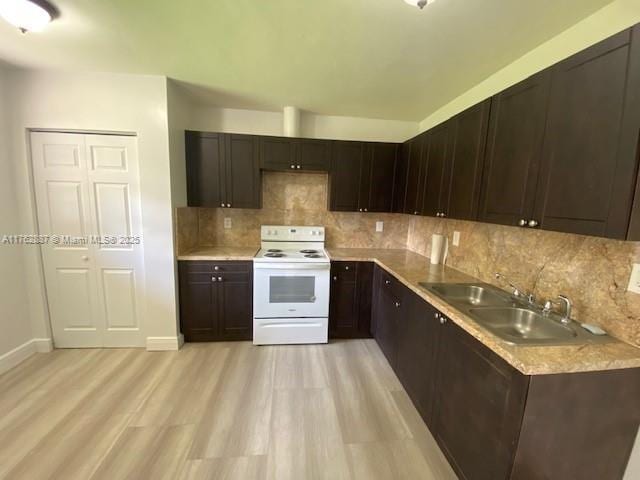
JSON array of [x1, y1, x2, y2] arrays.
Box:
[[31, 132, 145, 348]]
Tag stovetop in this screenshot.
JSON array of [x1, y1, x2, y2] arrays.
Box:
[[254, 247, 329, 263]]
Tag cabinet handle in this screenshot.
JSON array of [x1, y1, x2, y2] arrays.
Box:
[[528, 219, 539, 228], [385, 280, 391, 285], [364, 208, 368, 212], [226, 203, 231, 208], [414, 211, 418, 215], [218, 276, 223, 282], [296, 165, 301, 169], [214, 266, 220, 271], [333, 276, 338, 281], [434, 312, 440, 319], [211, 277, 217, 282], [518, 219, 527, 227], [440, 317, 447, 325], [221, 202, 225, 208], [441, 212, 446, 218], [345, 266, 349, 270], [394, 302, 401, 308], [290, 164, 295, 169]]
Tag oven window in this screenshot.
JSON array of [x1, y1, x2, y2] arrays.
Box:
[[269, 276, 316, 303]]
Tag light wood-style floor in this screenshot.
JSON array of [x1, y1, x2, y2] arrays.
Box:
[[0, 340, 457, 480]]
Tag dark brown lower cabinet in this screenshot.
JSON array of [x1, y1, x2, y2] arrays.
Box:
[[372, 266, 640, 480], [329, 261, 373, 338], [178, 261, 253, 341]]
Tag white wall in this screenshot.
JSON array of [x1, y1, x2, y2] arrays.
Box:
[[5, 69, 179, 346], [420, 0, 640, 131], [0, 63, 34, 360], [187, 104, 418, 143]]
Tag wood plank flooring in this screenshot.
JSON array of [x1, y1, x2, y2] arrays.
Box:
[[0, 340, 457, 480]]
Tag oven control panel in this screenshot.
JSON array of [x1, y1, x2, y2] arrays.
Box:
[[261, 225, 325, 242]]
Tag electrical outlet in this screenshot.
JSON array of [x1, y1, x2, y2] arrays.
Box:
[[375, 221, 384, 232], [224, 217, 232, 229], [627, 264, 640, 294], [452, 231, 460, 247]]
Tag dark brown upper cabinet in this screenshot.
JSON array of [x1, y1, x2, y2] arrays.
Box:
[[533, 27, 640, 239], [403, 134, 427, 215], [479, 70, 551, 228], [260, 136, 331, 172], [329, 141, 398, 213], [445, 100, 491, 220], [421, 121, 454, 217], [392, 142, 410, 213], [185, 131, 261, 209]]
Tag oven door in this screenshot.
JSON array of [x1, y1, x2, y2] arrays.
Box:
[[253, 263, 330, 318]]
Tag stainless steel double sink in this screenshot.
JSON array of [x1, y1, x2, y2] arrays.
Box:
[[419, 282, 613, 346]]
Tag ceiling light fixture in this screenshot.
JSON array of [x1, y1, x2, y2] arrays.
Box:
[[404, 0, 436, 9], [0, 0, 59, 33]]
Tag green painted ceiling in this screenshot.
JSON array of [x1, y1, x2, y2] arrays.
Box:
[[0, 0, 614, 120]]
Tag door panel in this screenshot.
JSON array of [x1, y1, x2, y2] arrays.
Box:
[[535, 30, 636, 238], [404, 135, 426, 215], [422, 122, 453, 217], [185, 131, 225, 207], [54, 268, 97, 330], [392, 143, 409, 213], [45, 181, 87, 237], [180, 269, 218, 341], [367, 143, 397, 212], [446, 100, 490, 220], [93, 183, 132, 241], [219, 271, 252, 340], [297, 139, 331, 171], [101, 268, 138, 329], [329, 141, 364, 211], [225, 134, 260, 209], [480, 71, 551, 227], [260, 136, 296, 171]]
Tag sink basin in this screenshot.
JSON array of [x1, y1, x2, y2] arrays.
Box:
[[468, 307, 577, 345], [419, 282, 512, 307]]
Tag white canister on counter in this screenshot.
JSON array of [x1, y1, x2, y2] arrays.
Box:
[[430, 234, 449, 265]]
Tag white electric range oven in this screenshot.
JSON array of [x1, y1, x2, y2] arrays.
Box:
[[253, 225, 330, 345]]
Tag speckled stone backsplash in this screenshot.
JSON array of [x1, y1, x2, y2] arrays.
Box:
[[176, 172, 409, 252], [175, 172, 640, 347], [407, 216, 640, 347]]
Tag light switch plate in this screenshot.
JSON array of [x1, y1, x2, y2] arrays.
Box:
[[452, 231, 460, 247], [627, 264, 640, 294], [224, 217, 232, 229], [376, 221, 384, 232]]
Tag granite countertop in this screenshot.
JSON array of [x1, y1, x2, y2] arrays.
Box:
[[177, 246, 259, 261], [327, 248, 640, 376]]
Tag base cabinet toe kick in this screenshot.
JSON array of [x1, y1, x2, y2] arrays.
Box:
[[370, 264, 640, 480]]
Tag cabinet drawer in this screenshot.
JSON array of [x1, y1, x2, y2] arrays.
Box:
[[180, 261, 252, 273], [331, 261, 358, 282]]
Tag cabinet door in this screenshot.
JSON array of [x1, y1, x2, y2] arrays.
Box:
[[329, 262, 359, 338], [185, 131, 225, 207], [396, 293, 442, 429], [297, 139, 331, 171], [179, 262, 219, 342], [422, 122, 453, 217], [373, 271, 404, 369], [366, 143, 398, 212], [534, 29, 639, 238], [260, 136, 296, 171], [479, 71, 551, 227], [392, 143, 410, 213], [218, 269, 253, 341], [329, 262, 374, 338], [404, 135, 426, 215], [446, 100, 490, 220], [225, 134, 261, 209], [329, 141, 365, 211], [432, 321, 529, 480]]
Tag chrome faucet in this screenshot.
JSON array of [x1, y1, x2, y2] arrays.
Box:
[[542, 295, 573, 324], [494, 272, 535, 304]]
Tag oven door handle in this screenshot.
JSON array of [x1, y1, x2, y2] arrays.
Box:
[[253, 262, 330, 270]]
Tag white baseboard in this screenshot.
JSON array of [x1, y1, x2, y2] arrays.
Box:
[[146, 334, 184, 351], [0, 338, 53, 375]]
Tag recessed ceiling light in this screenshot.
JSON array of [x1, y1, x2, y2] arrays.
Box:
[[404, 0, 436, 9], [0, 0, 59, 33]]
